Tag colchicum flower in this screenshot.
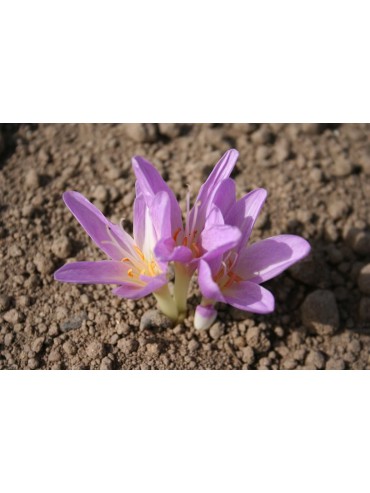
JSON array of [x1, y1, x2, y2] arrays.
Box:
[[132, 149, 241, 319], [54, 148, 311, 331], [195, 188, 311, 329], [54, 189, 179, 320]]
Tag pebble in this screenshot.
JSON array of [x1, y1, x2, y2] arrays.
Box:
[[60, 312, 87, 331], [31, 337, 45, 353], [48, 348, 61, 363], [117, 338, 139, 354], [0, 294, 11, 312], [25, 169, 40, 189], [100, 357, 113, 370], [28, 358, 39, 370], [301, 290, 339, 335], [158, 123, 181, 139], [305, 350, 326, 369], [359, 297, 370, 322], [63, 340, 77, 356], [146, 342, 160, 356], [240, 346, 255, 365], [209, 322, 224, 340], [9, 244, 23, 257], [51, 236, 72, 259], [124, 123, 157, 143], [309, 168, 323, 183], [274, 138, 291, 163], [282, 359, 297, 370], [331, 156, 353, 177], [86, 340, 104, 359], [93, 184, 109, 203], [246, 326, 271, 353], [351, 231, 370, 256], [234, 336, 246, 348], [140, 309, 173, 331], [328, 200, 349, 221], [4, 333, 14, 346], [358, 264, 370, 294], [188, 339, 200, 352], [326, 358, 345, 370], [33, 252, 55, 275], [3, 308, 19, 324]]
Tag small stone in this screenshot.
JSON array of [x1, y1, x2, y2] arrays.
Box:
[[92, 185, 109, 203], [359, 297, 370, 323], [80, 294, 90, 305], [331, 156, 353, 177], [209, 322, 224, 340], [9, 244, 23, 257], [31, 337, 45, 353], [348, 339, 361, 355], [309, 168, 323, 182], [28, 358, 39, 370], [124, 123, 157, 143], [51, 236, 72, 259], [305, 350, 326, 369], [48, 348, 61, 363], [146, 342, 160, 356], [56, 306, 69, 321], [351, 231, 370, 256], [326, 358, 345, 370], [4, 333, 14, 346], [328, 200, 349, 221], [117, 338, 139, 354], [100, 357, 113, 370], [140, 309, 172, 331], [60, 312, 87, 332], [158, 123, 181, 139], [3, 308, 19, 324], [25, 169, 40, 189], [234, 336, 246, 348], [34, 252, 54, 275], [246, 326, 271, 353], [301, 290, 339, 335], [358, 264, 370, 295], [241, 346, 255, 365], [282, 359, 297, 370], [86, 340, 104, 359], [274, 138, 291, 163], [0, 294, 11, 312], [18, 295, 30, 307], [63, 340, 77, 356], [188, 339, 200, 352]]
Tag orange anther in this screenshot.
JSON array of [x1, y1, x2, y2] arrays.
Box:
[[128, 269, 134, 278], [173, 228, 181, 242]]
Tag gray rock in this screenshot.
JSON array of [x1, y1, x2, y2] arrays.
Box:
[[51, 236, 72, 259], [140, 309, 172, 331], [301, 290, 339, 335], [358, 264, 370, 294], [60, 312, 87, 332]]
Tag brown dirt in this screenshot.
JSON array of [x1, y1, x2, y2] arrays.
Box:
[[1, 123, 370, 370]]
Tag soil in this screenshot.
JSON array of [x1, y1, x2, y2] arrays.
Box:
[[1, 123, 370, 370]]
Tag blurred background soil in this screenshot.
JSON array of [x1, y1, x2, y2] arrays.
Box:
[[1, 123, 370, 370]]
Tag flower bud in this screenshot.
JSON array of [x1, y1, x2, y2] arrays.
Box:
[[194, 304, 217, 330]]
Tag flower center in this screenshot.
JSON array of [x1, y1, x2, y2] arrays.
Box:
[[214, 251, 243, 290], [121, 245, 161, 280]]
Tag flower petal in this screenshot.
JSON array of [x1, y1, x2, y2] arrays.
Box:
[[201, 224, 241, 258], [154, 237, 193, 263], [132, 156, 183, 232], [112, 273, 168, 299], [237, 234, 311, 283], [54, 260, 131, 284], [223, 281, 275, 313], [225, 188, 267, 247], [198, 259, 226, 302], [211, 178, 236, 218], [63, 191, 134, 260]]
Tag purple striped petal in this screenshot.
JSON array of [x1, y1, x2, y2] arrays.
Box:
[[63, 191, 134, 260], [225, 188, 267, 248], [132, 156, 183, 233], [54, 260, 131, 284], [112, 273, 168, 299], [236, 234, 311, 283], [223, 281, 275, 313], [198, 259, 225, 301], [211, 178, 236, 218]]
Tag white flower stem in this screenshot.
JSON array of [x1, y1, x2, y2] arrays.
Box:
[[153, 284, 179, 322], [173, 262, 192, 321]]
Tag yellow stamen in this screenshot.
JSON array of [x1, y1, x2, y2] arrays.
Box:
[[134, 246, 145, 260], [128, 269, 134, 278]]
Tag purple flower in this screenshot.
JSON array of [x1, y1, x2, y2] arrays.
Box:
[[132, 150, 242, 318], [54, 190, 179, 320], [195, 188, 311, 329]]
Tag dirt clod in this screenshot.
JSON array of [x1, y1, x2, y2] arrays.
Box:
[[301, 290, 339, 336]]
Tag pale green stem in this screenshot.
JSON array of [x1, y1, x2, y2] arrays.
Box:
[[173, 262, 192, 320], [153, 284, 178, 322]]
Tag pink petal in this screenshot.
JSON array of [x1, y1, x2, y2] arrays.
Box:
[[237, 234, 311, 283], [63, 191, 134, 261], [223, 281, 275, 313], [198, 259, 225, 302], [112, 273, 168, 299], [54, 260, 131, 284]]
